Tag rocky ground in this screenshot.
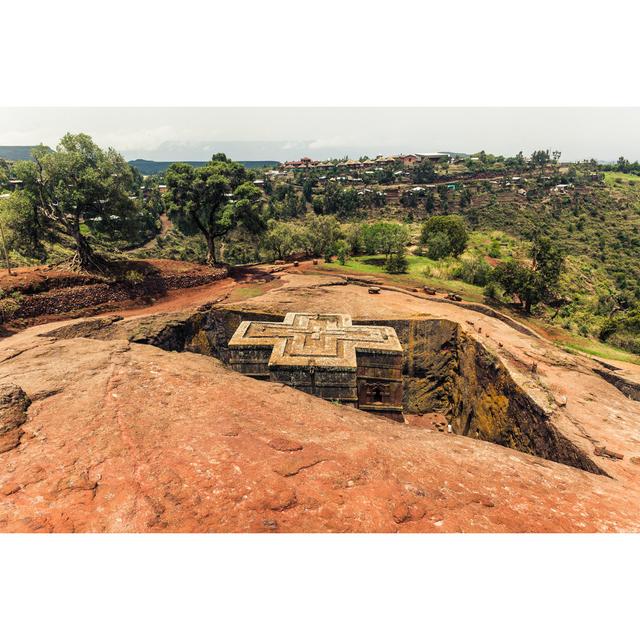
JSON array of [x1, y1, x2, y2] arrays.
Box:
[[0, 259, 228, 332], [1, 260, 639, 532]]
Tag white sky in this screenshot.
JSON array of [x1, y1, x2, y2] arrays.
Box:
[[1, 107, 639, 163]]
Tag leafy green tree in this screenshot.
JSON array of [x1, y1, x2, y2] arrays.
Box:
[[530, 233, 564, 286], [437, 184, 449, 213], [492, 260, 541, 312], [411, 159, 437, 184], [301, 214, 342, 260], [0, 159, 9, 188], [492, 235, 564, 313], [505, 151, 526, 170], [424, 189, 435, 214], [262, 219, 302, 260], [334, 238, 350, 265], [0, 190, 46, 261], [302, 178, 315, 202], [14, 134, 137, 270], [385, 246, 409, 274], [424, 231, 452, 259], [165, 155, 258, 265], [459, 187, 472, 211], [530, 149, 551, 171], [420, 214, 468, 257], [311, 195, 324, 214], [400, 189, 419, 207], [361, 222, 410, 259]]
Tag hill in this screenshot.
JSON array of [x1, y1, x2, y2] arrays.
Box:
[[0, 145, 52, 161], [129, 158, 280, 175]]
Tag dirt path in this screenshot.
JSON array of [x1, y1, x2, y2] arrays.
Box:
[[97, 262, 288, 320]]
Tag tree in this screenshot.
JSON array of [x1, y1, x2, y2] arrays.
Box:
[[385, 246, 409, 274], [14, 134, 137, 271], [530, 149, 551, 171], [425, 231, 453, 260], [0, 190, 46, 262], [301, 214, 342, 260], [262, 219, 302, 260], [459, 187, 472, 211], [311, 195, 324, 214], [492, 235, 564, 313], [492, 261, 541, 312], [165, 154, 258, 265], [334, 239, 350, 265], [420, 214, 468, 257], [437, 184, 449, 213], [411, 159, 437, 184], [0, 201, 13, 274], [302, 178, 315, 202], [361, 222, 410, 259], [424, 189, 435, 214], [505, 151, 526, 170]]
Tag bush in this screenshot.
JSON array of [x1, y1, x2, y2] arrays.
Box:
[[123, 270, 145, 285], [334, 239, 350, 265], [488, 239, 501, 258], [484, 281, 499, 300], [385, 249, 409, 274], [0, 297, 20, 321], [453, 257, 493, 286]]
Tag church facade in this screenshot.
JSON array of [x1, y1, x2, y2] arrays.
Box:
[[228, 312, 404, 421]]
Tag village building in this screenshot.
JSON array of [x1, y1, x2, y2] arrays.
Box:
[[228, 313, 404, 421]]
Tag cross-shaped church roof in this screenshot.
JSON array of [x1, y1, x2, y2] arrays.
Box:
[[228, 312, 403, 370]]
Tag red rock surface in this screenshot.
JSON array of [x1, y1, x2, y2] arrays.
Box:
[[224, 271, 640, 484], [1, 326, 639, 533]]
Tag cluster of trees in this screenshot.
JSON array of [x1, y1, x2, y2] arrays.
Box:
[[261, 217, 410, 273], [463, 149, 562, 172], [601, 156, 640, 176]]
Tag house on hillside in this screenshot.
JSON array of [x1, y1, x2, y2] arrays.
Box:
[[416, 152, 451, 164]]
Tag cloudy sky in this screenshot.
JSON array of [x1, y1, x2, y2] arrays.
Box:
[[1, 107, 639, 162]]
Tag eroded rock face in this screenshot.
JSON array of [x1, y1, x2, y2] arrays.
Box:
[[0, 329, 639, 533], [367, 319, 605, 475], [0, 384, 31, 454]]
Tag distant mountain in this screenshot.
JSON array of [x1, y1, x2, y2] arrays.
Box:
[[129, 158, 280, 175], [0, 145, 52, 161]]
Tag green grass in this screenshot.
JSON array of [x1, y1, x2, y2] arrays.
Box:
[[226, 284, 269, 302], [560, 337, 640, 365], [319, 253, 486, 301], [604, 171, 640, 187]]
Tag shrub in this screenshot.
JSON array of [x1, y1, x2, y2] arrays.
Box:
[[487, 240, 501, 258], [123, 270, 145, 285], [453, 257, 493, 286], [484, 281, 499, 300], [385, 249, 409, 274], [334, 239, 350, 265], [0, 297, 20, 322]]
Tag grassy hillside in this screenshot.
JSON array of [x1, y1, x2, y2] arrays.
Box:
[[0, 146, 52, 161]]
